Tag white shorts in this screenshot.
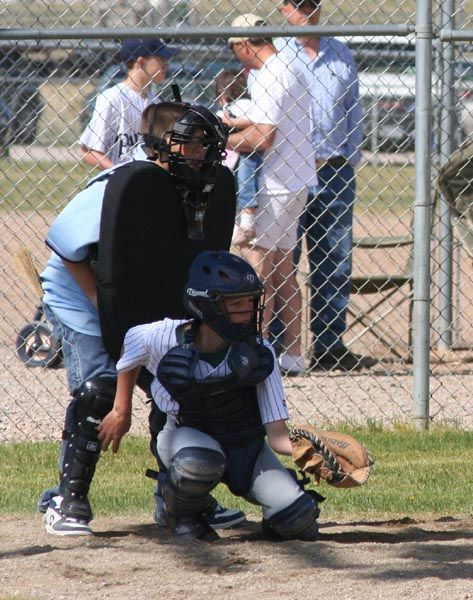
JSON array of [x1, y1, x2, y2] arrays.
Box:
[[253, 189, 308, 251]]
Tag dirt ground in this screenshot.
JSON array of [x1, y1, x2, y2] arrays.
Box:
[[1, 514, 472, 600]]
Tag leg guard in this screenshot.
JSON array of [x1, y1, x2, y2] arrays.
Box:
[[163, 447, 226, 519], [265, 492, 320, 541], [59, 377, 116, 520]]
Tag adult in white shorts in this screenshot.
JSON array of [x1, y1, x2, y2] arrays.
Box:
[[225, 14, 316, 375], [80, 38, 178, 170]]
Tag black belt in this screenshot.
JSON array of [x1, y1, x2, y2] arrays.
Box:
[[316, 156, 347, 170]]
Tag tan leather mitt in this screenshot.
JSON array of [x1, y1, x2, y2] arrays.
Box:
[[289, 425, 374, 488]]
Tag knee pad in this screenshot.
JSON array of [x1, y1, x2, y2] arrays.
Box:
[[266, 492, 320, 541], [163, 447, 225, 518], [75, 377, 117, 421], [59, 377, 116, 520]]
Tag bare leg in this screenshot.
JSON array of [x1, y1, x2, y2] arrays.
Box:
[[272, 248, 302, 356]]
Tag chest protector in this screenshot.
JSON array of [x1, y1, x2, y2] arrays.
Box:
[[96, 161, 236, 360], [157, 329, 274, 496], [156, 326, 274, 448]]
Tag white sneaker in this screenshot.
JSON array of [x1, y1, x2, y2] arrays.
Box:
[[43, 496, 92, 536], [278, 352, 306, 376]]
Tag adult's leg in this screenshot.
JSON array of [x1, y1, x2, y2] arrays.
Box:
[[305, 164, 355, 354], [245, 189, 306, 353], [272, 247, 302, 357], [247, 443, 319, 541]]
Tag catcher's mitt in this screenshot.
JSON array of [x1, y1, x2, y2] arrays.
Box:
[[289, 425, 374, 489]]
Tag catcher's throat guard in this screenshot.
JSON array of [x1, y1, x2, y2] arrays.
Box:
[[289, 425, 374, 489]]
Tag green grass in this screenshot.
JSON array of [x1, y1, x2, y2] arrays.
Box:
[[0, 160, 94, 212], [2, 426, 472, 521], [0, 157, 414, 214]]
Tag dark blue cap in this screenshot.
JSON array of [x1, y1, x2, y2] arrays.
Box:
[[120, 38, 179, 62]]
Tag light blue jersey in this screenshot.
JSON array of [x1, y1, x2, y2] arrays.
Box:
[[41, 155, 148, 336]]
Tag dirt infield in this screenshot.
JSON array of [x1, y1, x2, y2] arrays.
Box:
[[1, 514, 472, 600]]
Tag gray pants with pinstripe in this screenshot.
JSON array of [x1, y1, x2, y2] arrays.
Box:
[[157, 418, 303, 519]]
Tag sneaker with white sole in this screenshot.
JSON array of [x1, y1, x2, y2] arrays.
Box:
[[278, 352, 306, 376], [43, 496, 92, 536], [202, 502, 246, 530]]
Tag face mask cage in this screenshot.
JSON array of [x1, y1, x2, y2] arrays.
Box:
[[166, 108, 228, 191], [189, 289, 265, 346], [217, 291, 266, 343]]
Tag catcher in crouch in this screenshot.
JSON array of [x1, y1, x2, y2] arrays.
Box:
[[98, 250, 321, 541]]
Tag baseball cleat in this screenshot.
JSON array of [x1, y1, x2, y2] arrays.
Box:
[[43, 496, 92, 536]]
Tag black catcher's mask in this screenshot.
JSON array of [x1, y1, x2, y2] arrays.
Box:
[[183, 250, 265, 346], [143, 102, 228, 240]]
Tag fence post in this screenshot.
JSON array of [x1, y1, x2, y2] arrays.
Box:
[[413, 0, 433, 430], [437, 0, 456, 351]]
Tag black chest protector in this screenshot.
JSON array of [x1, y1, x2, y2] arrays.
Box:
[[156, 323, 274, 448], [96, 161, 236, 360]]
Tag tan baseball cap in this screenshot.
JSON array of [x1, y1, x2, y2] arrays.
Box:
[[228, 13, 268, 44]]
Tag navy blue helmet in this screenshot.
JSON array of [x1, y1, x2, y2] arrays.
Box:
[[184, 250, 265, 345]]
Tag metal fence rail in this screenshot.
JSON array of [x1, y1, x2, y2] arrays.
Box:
[[1, 0, 473, 444]]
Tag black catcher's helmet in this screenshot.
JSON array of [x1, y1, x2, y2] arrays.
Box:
[[143, 102, 228, 240], [184, 250, 265, 345], [167, 104, 227, 191]]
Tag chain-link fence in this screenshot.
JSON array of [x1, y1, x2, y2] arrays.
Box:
[[1, 0, 473, 444]]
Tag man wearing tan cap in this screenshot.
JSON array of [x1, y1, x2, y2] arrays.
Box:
[[276, 1, 375, 372], [224, 13, 315, 376]]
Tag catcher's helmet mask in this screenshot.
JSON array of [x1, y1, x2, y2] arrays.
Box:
[[143, 102, 228, 240], [184, 250, 265, 346], [143, 103, 227, 189]]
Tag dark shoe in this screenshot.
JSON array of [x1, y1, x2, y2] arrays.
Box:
[[165, 512, 220, 542], [310, 347, 377, 372], [154, 484, 245, 530]]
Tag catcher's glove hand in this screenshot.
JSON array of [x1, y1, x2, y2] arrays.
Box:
[[289, 425, 374, 489]]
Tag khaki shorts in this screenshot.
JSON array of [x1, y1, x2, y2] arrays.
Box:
[[253, 189, 308, 251]]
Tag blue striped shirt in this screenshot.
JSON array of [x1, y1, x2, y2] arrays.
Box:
[[274, 36, 363, 166]]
